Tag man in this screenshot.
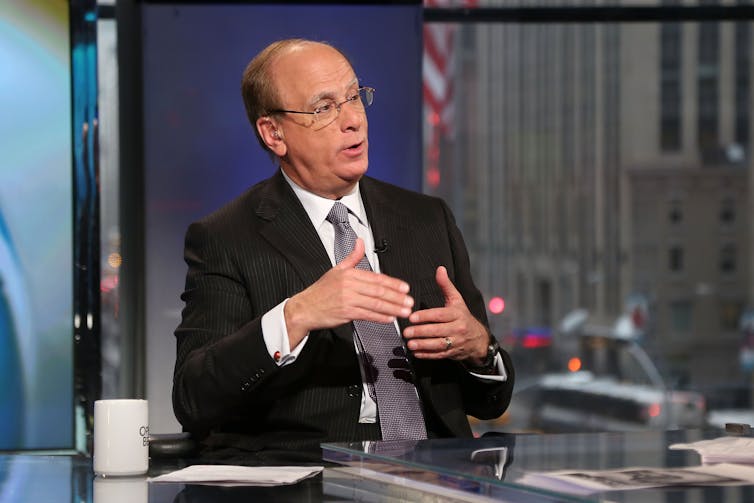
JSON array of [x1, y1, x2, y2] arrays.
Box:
[[172, 39, 514, 463]]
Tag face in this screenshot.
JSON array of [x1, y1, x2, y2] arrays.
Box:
[[260, 43, 369, 199]]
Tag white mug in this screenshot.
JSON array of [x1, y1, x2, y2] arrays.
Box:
[[93, 399, 149, 476]]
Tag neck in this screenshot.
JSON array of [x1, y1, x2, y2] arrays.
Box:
[[280, 165, 359, 200]]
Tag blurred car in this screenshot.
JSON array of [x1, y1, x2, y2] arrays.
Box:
[[510, 334, 707, 433], [503, 326, 553, 376], [706, 409, 754, 430]]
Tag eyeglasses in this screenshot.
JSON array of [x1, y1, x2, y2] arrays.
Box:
[[269, 86, 374, 129]]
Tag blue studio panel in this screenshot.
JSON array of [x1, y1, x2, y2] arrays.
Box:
[[0, 1, 74, 450], [142, 3, 423, 213]]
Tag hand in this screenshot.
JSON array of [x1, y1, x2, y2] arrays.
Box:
[[403, 266, 489, 364], [284, 238, 414, 348]]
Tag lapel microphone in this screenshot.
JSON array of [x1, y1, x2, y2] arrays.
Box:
[[374, 239, 389, 254]]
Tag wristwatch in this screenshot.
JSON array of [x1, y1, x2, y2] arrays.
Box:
[[466, 335, 500, 373]]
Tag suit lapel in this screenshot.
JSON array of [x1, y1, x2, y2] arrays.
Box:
[[256, 171, 330, 284], [360, 177, 419, 280], [255, 171, 353, 342]]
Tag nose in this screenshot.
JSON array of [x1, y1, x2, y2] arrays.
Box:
[[338, 100, 364, 131]]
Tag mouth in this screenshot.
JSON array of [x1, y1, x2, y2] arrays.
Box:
[[343, 140, 364, 151], [341, 139, 366, 157]]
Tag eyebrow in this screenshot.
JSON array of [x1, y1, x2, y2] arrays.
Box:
[[308, 77, 359, 105]]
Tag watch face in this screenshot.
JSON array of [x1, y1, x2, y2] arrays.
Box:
[[484, 343, 498, 365], [489, 338, 500, 353], [487, 339, 501, 361]]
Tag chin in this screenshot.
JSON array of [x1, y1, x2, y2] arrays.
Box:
[[340, 160, 369, 181]]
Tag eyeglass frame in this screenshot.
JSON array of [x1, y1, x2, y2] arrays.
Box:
[[267, 86, 375, 128]]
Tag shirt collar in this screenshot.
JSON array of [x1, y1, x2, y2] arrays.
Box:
[[281, 169, 367, 229]]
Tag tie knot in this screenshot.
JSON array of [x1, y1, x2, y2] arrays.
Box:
[[326, 201, 350, 225]]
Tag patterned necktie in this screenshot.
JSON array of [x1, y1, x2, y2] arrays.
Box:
[[326, 201, 427, 440]]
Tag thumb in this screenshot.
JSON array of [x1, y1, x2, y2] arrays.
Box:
[[435, 266, 461, 304], [336, 237, 366, 269]]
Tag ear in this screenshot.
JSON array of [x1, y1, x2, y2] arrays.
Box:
[[256, 117, 287, 156]]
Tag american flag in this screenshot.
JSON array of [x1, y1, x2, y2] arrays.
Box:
[[422, 0, 476, 187], [423, 0, 477, 136]]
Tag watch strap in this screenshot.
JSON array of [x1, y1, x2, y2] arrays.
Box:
[[466, 336, 500, 373]]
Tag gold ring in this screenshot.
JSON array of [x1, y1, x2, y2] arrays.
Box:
[[444, 337, 452, 350]]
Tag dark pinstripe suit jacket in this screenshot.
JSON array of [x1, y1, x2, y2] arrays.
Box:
[[172, 169, 514, 463]]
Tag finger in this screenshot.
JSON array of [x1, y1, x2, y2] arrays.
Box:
[[435, 265, 461, 303], [347, 306, 404, 325], [353, 285, 414, 315], [347, 267, 410, 294], [404, 321, 455, 340], [336, 270, 413, 318], [411, 352, 451, 360], [335, 237, 366, 270], [343, 279, 413, 316], [407, 306, 455, 327], [412, 347, 468, 360], [407, 337, 458, 359], [406, 335, 449, 351]]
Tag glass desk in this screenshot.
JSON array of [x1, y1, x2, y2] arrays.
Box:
[[2, 429, 753, 502], [322, 428, 754, 502], [0, 454, 334, 503]]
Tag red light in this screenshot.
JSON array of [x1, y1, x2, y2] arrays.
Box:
[[488, 296, 505, 314], [426, 168, 440, 188], [648, 403, 661, 418], [521, 335, 550, 348], [100, 275, 119, 293], [631, 306, 645, 328], [567, 357, 581, 372]]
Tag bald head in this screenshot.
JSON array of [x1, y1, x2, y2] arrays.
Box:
[[240, 39, 352, 153]]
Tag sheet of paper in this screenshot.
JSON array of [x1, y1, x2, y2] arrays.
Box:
[[149, 465, 323, 486], [670, 436, 754, 464], [515, 463, 754, 496]]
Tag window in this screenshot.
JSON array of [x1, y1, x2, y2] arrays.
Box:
[[735, 4, 751, 148], [720, 300, 744, 331], [698, 1, 720, 154], [423, 3, 753, 435], [720, 197, 736, 225], [669, 246, 684, 272], [720, 243, 737, 273], [669, 199, 683, 225], [661, 21, 682, 151], [670, 300, 693, 333]]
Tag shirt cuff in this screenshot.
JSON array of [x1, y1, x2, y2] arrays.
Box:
[[468, 353, 508, 382], [261, 298, 308, 366]]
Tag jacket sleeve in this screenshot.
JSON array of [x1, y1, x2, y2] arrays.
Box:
[[438, 198, 515, 421], [172, 221, 283, 435]]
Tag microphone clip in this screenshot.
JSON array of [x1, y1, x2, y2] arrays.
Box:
[[374, 239, 389, 254]]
